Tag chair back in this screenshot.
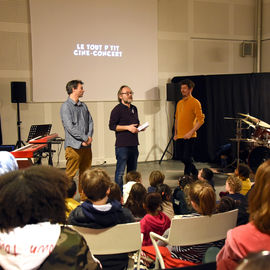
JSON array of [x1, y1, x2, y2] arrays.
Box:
[[168, 209, 238, 246], [70, 222, 142, 255]]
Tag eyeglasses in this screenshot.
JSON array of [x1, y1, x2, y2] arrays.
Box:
[[121, 91, 134, 95]]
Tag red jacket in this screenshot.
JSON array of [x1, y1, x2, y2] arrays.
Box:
[[140, 212, 171, 246]]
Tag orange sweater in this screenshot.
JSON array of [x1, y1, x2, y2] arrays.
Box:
[[175, 96, 205, 139]]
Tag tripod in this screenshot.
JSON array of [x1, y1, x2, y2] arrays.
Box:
[[15, 102, 25, 149]]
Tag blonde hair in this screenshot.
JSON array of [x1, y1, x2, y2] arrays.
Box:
[[149, 170, 165, 187], [249, 160, 270, 234], [189, 180, 216, 216], [226, 175, 242, 193]]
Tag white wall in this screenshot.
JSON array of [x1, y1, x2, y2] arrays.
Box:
[[262, 0, 270, 71], [0, 0, 258, 167]]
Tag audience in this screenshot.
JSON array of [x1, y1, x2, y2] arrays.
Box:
[[0, 165, 100, 270], [123, 171, 141, 204], [235, 163, 252, 195], [217, 160, 270, 270], [68, 168, 134, 270], [66, 179, 80, 218], [68, 168, 134, 228], [168, 181, 224, 264], [225, 175, 249, 225], [156, 184, 174, 220], [216, 196, 238, 213], [148, 170, 165, 193], [140, 192, 171, 246], [124, 182, 147, 220], [198, 168, 215, 190], [173, 175, 195, 215], [109, 181, 123, 204], [0, 151, 18, 175]]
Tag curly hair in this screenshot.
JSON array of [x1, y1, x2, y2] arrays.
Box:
[[226, 175, 242, 193], [144, 192, 163, 214], [0, 166, 68, 232], [249, 160, 270, 234]]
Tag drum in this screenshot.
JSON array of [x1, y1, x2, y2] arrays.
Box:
[[252, 125, 270, 142], [248, 146, 270, 173]]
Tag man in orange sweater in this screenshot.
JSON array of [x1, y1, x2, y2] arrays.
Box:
[[174, 79, 205, 177]]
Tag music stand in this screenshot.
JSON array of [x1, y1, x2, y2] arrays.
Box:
[[27, 124, 52, 141]]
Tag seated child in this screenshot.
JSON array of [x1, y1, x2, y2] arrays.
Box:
[[173, 175, 195, 215], [198, 168, 215, 190], [123, 171, 142, 204], [168, 181, 224, 264], [235, 163, 252, 195], [65, 179, 80, 218], [156, 184, 174, 220], [68, 168, 134, 228], [148, 170, 165, 193], [68, 168, 135, 270], [109, 181, 123, 204], [140, 192, 171, 246], [124, 183, 147, 221], [225, 175, 249, 225]]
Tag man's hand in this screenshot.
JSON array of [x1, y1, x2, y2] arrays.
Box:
[[128, 124, 139, 133], [183, 130, 194, 139], [173, 135, 178, 141], [82, 137, 92, 146]]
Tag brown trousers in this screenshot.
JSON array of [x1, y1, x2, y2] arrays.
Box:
[[65, 146, 92, 198]]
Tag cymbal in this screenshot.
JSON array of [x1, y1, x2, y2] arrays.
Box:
[[258, 120, 270, 129], [224, 117, 240, 120], [242, 119, 256, 128], [230, 138, 257, 143], [238, 113, 259, 123]]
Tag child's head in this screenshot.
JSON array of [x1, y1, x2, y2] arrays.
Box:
[[189, 180, 216, 216], [226, 175, 242, 194], [125, 171, 142, 184], [156, 184, 172, 202], [178, 175, 194, 190], [109, 182, 122, 203], [127, 183, 147, 203], [198, 168, 214, 182], [216, 196, 238, 213], [149, 170, 165, 187], [144, 192, 163, 214], [235, 163, 251, 179], [67, 179, 77, 198], [81, 168, 111, 202]]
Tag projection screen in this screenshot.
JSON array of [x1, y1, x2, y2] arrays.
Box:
[[29, 0, 158, 102]]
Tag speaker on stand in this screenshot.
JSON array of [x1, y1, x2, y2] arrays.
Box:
[[11, 81, 27, 149]]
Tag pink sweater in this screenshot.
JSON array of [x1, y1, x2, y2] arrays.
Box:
[[217, 222, 270, 269], [140, 212, 171, 246]]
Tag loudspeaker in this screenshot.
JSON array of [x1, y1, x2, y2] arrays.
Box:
[[166, 83, 182, 101], [11, 81, 26, 103]]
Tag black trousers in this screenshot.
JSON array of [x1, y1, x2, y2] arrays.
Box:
[[175, 138, 198, 176]]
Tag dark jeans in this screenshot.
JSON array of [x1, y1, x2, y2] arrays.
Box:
[[115, 146, 139, 191], [175, 138, 197, 176]]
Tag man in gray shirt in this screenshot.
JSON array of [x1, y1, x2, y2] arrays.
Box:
[[60, 80, 93, 200]]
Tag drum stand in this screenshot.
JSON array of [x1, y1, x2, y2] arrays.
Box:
[[225, 118, 243, 170]]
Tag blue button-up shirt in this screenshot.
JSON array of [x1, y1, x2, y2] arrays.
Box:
[[60, 97, 93, 149]]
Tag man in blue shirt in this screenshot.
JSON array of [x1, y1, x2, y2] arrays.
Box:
[[60, 80, 93, 200]]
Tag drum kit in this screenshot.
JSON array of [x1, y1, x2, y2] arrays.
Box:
[[226, 113, 270, 172]]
